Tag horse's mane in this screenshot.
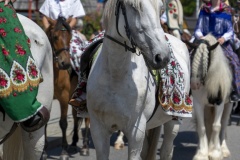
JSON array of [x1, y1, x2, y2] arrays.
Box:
[[103, 0, 159, 30], [192, 34, 232, 100]]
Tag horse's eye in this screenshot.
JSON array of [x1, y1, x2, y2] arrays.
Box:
[[54, 36, 58, 41]]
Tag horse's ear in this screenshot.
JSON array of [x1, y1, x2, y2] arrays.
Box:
[[66, 16, 73, 24], [207, 42, 219, 51], [46, 17, 56, 26], [184, 41, 198, 50]]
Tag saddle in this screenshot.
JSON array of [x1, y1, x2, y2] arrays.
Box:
[[80, 38, 103, 78]]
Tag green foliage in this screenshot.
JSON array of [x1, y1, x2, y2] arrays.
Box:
[[82, 12, 102, 40], [181, 0, 196, 17]]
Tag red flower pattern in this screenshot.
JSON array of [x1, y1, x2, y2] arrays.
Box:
[[15, 45, 26, 55], [14, 27, 22, 33], [0, 77, 7, 87], [2, 47, 9, 56], [14, 70, 24, 81]]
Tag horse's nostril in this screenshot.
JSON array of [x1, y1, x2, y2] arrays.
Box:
[[155, 54, 162, 63]]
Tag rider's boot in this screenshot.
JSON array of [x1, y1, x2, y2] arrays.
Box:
[[69, 82, 89, 118]]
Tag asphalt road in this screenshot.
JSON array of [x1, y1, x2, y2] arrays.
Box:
[[45, 101, 240, 160]]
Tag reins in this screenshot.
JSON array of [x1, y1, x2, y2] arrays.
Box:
[[104, 0, 158, 80], [104, 0, 137, 54], [0, 123, 19, 145]]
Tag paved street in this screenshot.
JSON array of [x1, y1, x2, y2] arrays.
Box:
[[46, 100, 240, 160]]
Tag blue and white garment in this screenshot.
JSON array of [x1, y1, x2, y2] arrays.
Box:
[[194, 8, 233, 40], [194, 3, 240, 95]]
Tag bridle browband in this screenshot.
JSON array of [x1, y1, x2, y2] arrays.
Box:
[[104, 0, 137, 54]]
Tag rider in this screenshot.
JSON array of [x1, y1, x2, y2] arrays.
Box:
[[39, 0, 85, 30], [0, 0, 49, 132], [160, 0, 183, 39], [194, 0, 240, 102]]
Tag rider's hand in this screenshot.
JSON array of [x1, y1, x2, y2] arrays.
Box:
[[218, 37, 225, 45], [0, 0, 16, 6]]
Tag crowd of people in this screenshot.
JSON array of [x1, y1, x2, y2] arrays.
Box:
[[1, 0, 240, 130]]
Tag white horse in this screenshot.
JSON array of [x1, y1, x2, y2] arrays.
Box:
[[87, 0, 191, 159], [0, 14, 53, 160], [188, 34, 233, 160]]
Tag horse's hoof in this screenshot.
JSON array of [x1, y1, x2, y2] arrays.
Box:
[[80, 148, 90, 156], [208, 150, 223, 160], [193, 151, 208, 160], [41, 152, 48, 160], [114, 143, 124, 150], [221, 146, 231, 157], [60, 154, 69, 160]]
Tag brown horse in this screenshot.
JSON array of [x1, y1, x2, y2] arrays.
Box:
[[42, 16, 90, 159]]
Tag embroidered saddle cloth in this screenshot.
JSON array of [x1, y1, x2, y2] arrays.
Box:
[[0, 3, 42, 122]]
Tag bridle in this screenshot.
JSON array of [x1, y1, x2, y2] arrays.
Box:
[[104, 0, 159, 78], [104, 0, 137, 54], [49, 27, 70, 62]]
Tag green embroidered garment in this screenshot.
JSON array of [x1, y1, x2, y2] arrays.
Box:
[[0, 3, 42, 122]]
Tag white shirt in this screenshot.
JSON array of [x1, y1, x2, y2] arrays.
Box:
[[39, 0, 85, 20]]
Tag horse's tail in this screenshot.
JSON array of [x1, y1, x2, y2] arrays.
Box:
[[143, 126, 161, 160], [3, 127, 24, 160]]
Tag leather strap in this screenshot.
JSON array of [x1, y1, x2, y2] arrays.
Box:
[[0, 123, 19, 145]]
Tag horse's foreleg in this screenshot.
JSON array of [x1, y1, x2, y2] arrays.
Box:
[[193, 103, 208, 160], [71, 108, 81, 147], [160, 120, 180, 160], [208, 104, 224, 160], [59, 97, 69, 158], [220, 103, 233, 158], [90, 117, 110, 160], [21, 127, 45, 159], [127, 120, 146, 160], [80, 117, 90, 156], [142, 126, 161, 160]]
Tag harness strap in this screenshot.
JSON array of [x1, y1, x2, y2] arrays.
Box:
[[105, 34, 136, 53], [0, 123, 19, 145]]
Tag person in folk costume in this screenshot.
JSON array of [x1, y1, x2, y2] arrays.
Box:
[[194, 0, 240, 102], [0, 0, 50, 132], [39, 0, 88, 107], [160, 0, 183, 39]]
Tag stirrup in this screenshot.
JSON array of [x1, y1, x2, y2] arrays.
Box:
[[72, 104, 89, 118]]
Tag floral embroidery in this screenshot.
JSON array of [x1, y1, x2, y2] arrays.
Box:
[[10, 61, 28, 92], [0, 8, 3, 12], [14, 27, 22, 33], [159, 41, 192, 117], [15, 44, 26, 55], [0, 17, 6, 24], [27, 38, 31, 48], [0, 68, 12, 97], [26, 57, 41, 87], [1, 46, 9, 56], [0, 28, 6, 37]]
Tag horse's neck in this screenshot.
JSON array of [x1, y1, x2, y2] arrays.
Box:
[[102, 36, 147, 80]]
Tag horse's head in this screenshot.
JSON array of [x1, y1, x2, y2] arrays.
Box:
[[186, 36, 219, 90], [46, 17, 72, 70], [103, 0, 170, 69]]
